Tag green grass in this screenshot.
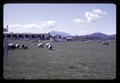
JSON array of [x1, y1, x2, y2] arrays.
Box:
[[4, 40, 116, 79]]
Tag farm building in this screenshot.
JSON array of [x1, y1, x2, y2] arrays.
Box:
[[49, 35, 73, 42], [3, 32, 51, 40], [65, 36, 73, 41]]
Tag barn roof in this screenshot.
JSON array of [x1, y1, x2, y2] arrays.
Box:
[[3, 32, 49, 35]]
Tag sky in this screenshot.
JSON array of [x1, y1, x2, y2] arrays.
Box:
[[4, 4, 116, 35]]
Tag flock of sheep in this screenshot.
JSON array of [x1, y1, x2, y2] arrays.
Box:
[[37, 42, 53, 50], [8, 43, 28, 50], [7, 40, 110, 51], [8, 42, 53, 50]]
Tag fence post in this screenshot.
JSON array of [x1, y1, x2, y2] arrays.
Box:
[[3, 38, 8, 63]]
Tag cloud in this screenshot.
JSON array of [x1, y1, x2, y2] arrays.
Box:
[[41, 20, 56, 28], [85, 11, 100, 22], [9, 24, 23, 28], [85, 9, 107, 22], [8, 20, 57, 33], [73, 9, 107, 23], [93, 9, 107, 15], [73, 18, 85, 23], [23, 24, 37, 28]]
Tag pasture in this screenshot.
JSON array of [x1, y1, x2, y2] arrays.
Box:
[[4, 39, 116, 79]]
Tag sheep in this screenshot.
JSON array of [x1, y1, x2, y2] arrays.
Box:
[[46, 42, 51, 47], [21, 44, 28, 49], [37, 43, 44, 48], [8, 43, 16, 50], [15, 43, 20, 48], [102, 41, 109, 45], [85, 40, 90, 44], [47, 44, 53, 50]]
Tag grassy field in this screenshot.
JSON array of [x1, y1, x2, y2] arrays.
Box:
[[3, 39, 116, 79]]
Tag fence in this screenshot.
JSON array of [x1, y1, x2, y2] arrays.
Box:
[[3, 38, 8, 63]]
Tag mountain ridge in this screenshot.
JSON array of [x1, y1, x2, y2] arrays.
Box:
[[48, 31, 116, 40]]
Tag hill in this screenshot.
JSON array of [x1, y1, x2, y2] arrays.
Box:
[[48, 31, 116, 40], [48, 31, 71, 37]]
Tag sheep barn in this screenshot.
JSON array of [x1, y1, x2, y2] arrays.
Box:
[[3, 33, 51, 40]]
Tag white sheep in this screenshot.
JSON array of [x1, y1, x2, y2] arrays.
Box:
[[46, 42, 51, 47], [47, 44, 53, 50], [37, 43, 44, 48]]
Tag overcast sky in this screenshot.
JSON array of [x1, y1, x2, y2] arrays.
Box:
[[4, 4, 116, 35]]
